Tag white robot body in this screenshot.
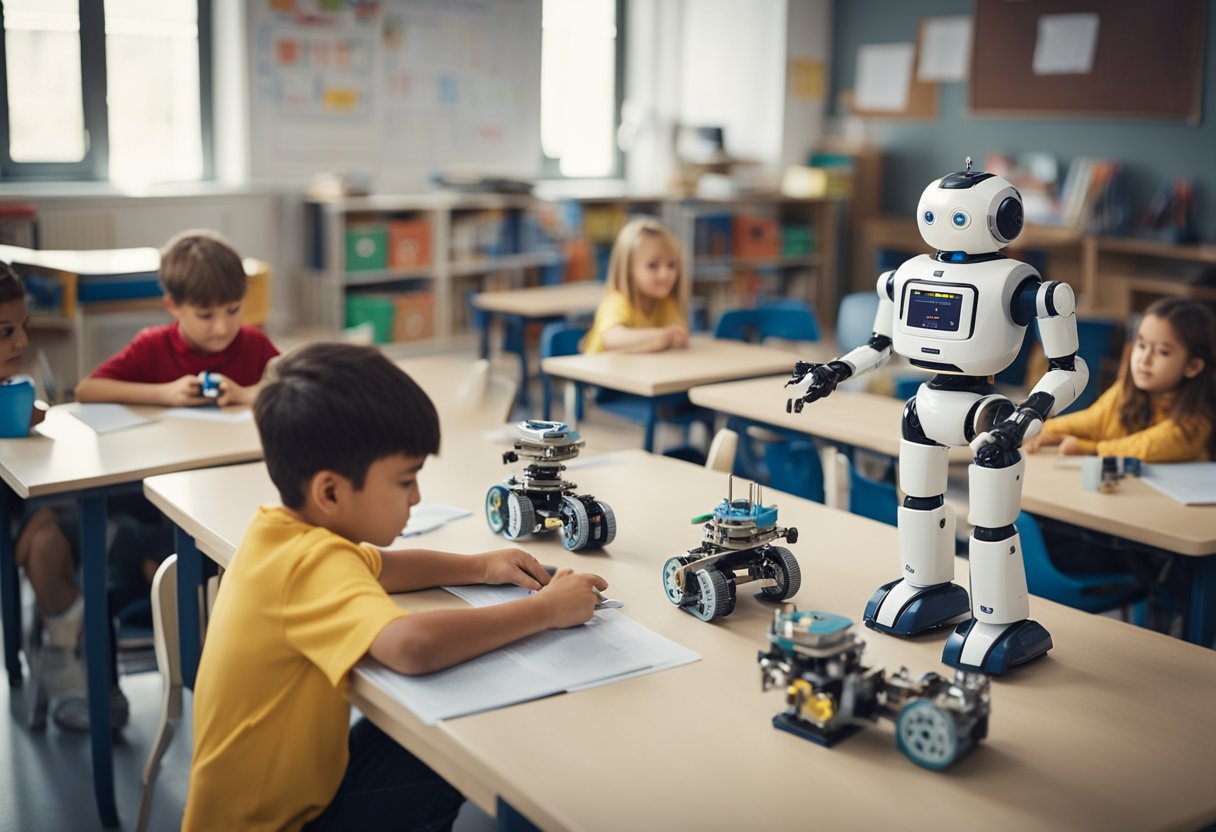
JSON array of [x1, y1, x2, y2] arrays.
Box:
[[967, 535, 1030, 624], [898, 438, 948, 496], [968, 456, 1024, 528], [896, 501, 956, 587], [891, 255, 1039, 377]]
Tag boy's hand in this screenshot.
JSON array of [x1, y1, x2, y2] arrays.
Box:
[[160, 375, 207, 407], [534, 568, 608, 628], [214, 375, 253, 406], [477, 548, 550, 590], [1058, 435, 1086, 456]]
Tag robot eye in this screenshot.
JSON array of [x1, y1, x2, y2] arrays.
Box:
[[923, 210, 935, 225], [951, 210, 971, 229]]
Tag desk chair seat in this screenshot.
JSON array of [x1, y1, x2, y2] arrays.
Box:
[[1017, 512, 1145, 616]]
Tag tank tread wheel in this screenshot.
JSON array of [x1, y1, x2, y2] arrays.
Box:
[[761, 546, 802, 601]]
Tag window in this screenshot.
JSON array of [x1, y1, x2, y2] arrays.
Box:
[[540, 0, 622, 178], [0, 0, 211, 184]]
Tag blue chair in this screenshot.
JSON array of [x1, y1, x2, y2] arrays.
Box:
[[756, 300, 820, 342], [836, 291, 879, 352], [847, 456, 899, 526], [764, 439, 825, 503], [1017, 512, 1145, 615], [1067, 318, 1121, 412], [713, 308, 759, 342], [540, 323, 587, 421]]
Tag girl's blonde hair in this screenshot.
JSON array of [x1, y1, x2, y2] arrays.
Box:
[[605, 217, 685, 315], [1118, 297, 1216, 457]]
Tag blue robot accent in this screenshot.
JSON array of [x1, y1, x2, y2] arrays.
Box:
[[785, 157, 1090, 674], [662, 475, 800, 622], [758, 608, 991, 770], [485, 420, 616, 552], [198, 371, 221, 400]]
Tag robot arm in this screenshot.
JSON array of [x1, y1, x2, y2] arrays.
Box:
[[970, 281, 1090, 464], [785, 273, 895, 413]]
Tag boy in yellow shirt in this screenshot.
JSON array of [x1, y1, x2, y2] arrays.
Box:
[[184, 343, 607, 831]]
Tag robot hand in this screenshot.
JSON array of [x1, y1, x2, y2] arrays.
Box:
[[784, 361, 852, 413], [970, 391, 1054, 465]]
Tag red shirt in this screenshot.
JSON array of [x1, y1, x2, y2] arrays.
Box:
[[90, 323, 279, 386]]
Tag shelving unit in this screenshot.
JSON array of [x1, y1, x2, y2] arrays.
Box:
[[300, 193, 565, 343]]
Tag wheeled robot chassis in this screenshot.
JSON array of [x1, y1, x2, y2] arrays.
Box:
[[758, 608, 991, 770], [485, 420, 616, 552], [662, 476, 800, 621]]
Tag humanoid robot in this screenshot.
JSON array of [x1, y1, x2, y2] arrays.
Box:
[[784, 159, 1089, 674]]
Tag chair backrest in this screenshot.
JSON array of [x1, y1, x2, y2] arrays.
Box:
[[756, 301, 821, 343], [705, 428, 739, 473], [847, 457, 899, 526], [150, 555, 181, 690], [540, 322, 587, 359], [836, 292, 880, 352], [714, 308, 760, 342], [764, 439, 825, 504], [1069, 318, 1122, 412]]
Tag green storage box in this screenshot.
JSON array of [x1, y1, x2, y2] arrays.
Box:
[[345, 294, 396, 344], [345, 224, 388, 271], [781, 225, 815, 256]]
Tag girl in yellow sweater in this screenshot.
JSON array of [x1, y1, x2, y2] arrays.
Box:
[[582, 217, 689, 353], [1027, 297, 1215, 462]]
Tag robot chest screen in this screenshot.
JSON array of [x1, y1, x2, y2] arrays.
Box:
[[906, 288, 964, 333]]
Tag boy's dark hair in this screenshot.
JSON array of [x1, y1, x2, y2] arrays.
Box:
[[0, 261, 25, 304], [159, 230, 246, 307], [1118, 297, 1216, 457], [255, 343, 441, 509]]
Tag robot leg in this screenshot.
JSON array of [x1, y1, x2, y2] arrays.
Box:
[[864, 430, 969, 636], [943, 455, 1052, 674]]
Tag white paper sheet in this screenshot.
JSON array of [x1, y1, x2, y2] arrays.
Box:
[[918, 16, 972, 82], [855, 43, 914, 112], [1140, 462, 1216, 505], [162, 407, 254, 423], [399, 502, 472, 538], [69, 403, 157, 434], [1033, 13, 1100, 76], [357, 602, 699, 724]]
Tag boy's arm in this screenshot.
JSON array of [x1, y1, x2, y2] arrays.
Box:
[[74, 375, 207, 406], [378, 547, 549, 593], [368, 569, 607, 675]]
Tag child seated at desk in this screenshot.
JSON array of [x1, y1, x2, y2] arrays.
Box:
[[581, 217, 689, 353], [184, 343, 607, 831]]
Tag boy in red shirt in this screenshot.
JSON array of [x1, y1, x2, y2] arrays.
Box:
[[76, 229, 278, 405]]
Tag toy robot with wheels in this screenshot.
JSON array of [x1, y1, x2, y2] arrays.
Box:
[[485, 420, 616, 552], [784, 158, 1089, 674], [662, 476, 800, 621], [758, 608, 990, 770]]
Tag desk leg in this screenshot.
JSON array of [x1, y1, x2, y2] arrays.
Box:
[[643, 401, 658, 453], [496, 797, 541, 832], [0, 486, 22, 687], [81, 491, 118, 828], [1186, 554, 1216, 647], [479, 313, 492, 360], [176, 527, 203, 690]]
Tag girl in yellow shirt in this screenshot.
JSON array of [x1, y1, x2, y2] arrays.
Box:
[[1027, 297, 1215, 462], [581, 217, 689, 353]]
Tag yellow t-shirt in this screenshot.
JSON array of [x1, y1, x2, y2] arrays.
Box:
[[580, 290, 684, 353], [183, 506, 408, 832], [1040, 384, 1212, 462]]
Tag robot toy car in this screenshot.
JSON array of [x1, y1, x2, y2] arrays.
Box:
[[758, 608, 990, 770], [662, 476, 800, 621], [198, 371, 221, 400], [485, 420, 616, 552]]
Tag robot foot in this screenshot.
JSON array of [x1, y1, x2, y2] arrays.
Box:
[[863, 578, 970, 637], [942, 618, 1052, 675]]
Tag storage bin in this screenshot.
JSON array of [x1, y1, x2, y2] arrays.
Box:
[[733, 216, 780, 259], [345, 294, 395, 343], [345, 224, 388, 272], [392, 292, 434, 342], [242, 258, 271, 326], [388, 220, 431, 269]]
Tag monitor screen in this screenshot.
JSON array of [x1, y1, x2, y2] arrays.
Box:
[[907, 288, 963, 332]]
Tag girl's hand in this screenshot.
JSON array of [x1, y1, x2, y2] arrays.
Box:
[[1025, 432, 1062, 454], [160, 375, 207, 407], [478, 548, 550, 590], [666, 325, 689, 349], [533, 568, 608, 628], [1058, 435, 1087, 456]]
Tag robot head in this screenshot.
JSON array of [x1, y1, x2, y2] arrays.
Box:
[[916, 159, 1023, 254]]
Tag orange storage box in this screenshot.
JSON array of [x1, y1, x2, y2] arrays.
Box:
[[732, 215, 780, 259], [388, 220, 431, 269], [392, 292, 434, 342]]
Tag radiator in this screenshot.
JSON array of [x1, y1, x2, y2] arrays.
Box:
[[38, 212, 117, 250]]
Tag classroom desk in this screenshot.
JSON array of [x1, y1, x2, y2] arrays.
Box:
[[470, 282, 606, 407], [688, 378, 1216, 644], [540, 336, 800, 451], [144, 450, 1216, 832], [0, 404, 262, 828]]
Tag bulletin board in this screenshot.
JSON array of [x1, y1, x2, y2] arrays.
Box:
[[247, 0, 542, 186], [969, 0, 1205, 123]]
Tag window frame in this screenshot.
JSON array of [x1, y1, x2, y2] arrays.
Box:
[[0, 0, 214, 182], [539, 0, 625, 180]]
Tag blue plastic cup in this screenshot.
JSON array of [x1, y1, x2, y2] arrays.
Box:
[[0, 377, 36, 437]]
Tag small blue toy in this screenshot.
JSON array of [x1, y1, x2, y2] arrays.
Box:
[[758, 608, 990, 770], [662, 476, 800, 621], [198, 371, 221, 400], [485, 420, 616, 552]]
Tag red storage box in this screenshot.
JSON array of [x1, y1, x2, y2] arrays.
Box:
[[388, 220, 431, 269]]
